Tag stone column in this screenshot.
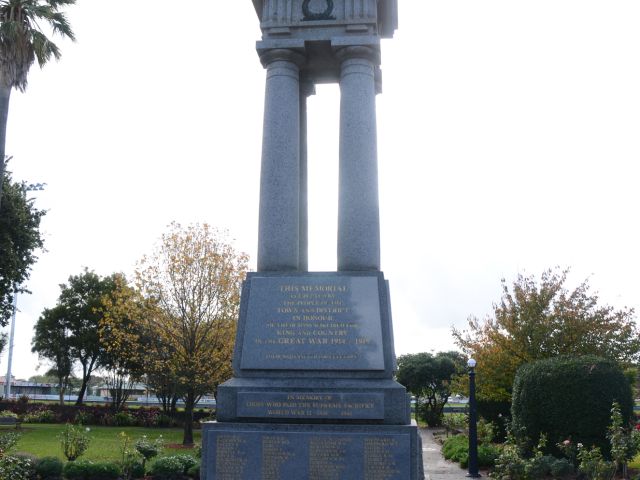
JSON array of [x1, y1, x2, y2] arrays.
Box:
[[298, 79, 315, 272], [337, 46, 381, 271], [257, 49, 305, 272]]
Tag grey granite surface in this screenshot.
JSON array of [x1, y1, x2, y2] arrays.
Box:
[[202, 421, 422, 480]]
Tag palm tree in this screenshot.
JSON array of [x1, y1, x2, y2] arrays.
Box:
[[0, 0, 75, 210]]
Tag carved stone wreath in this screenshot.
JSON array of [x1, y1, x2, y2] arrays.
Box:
[[302, 0, 336, 21]]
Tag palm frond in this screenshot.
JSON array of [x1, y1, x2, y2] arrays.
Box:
[[0, 0, 74, 89]]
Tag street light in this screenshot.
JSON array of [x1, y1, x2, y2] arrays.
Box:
[[467, 358, 481, 478]]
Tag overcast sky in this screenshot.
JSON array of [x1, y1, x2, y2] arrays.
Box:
[[2, 0, 639, 381]]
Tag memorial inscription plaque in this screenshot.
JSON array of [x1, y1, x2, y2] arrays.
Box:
[[237, 392, 384, 420], [239, 274, 385, 371]]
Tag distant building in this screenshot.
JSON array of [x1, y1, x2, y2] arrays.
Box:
[[97, 383, 148, 399], [0, 376, 57, 398]]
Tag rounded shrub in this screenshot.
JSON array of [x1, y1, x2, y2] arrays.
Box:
[[173, 454, 198, 472], [62, 459, 122, 480], [88, 461, 122, 480], [35, 456, 64, 479], [512, 355, 633, 458], [149, 456, 186, 479], [62, 460, 92, 480]]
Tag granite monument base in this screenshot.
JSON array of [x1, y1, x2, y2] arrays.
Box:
[[203, 272, 424, 478], [201, 421, 423, 480]]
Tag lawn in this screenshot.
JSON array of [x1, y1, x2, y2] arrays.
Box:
[[7, 424, 201, 462]]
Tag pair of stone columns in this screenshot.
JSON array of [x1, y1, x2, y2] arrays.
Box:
[[257, 46, 381, 273]]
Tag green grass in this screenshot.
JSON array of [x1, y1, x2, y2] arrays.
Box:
[[7, 424, 201, 461]]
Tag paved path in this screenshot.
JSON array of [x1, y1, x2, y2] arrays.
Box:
[[419, 428, 471, 480]]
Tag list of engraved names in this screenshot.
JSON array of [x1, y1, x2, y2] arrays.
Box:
[[210, 431, 409, 480]]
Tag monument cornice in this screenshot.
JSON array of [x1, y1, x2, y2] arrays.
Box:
[[251, 0, 398, 39]]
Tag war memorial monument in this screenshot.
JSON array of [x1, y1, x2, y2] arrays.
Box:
[[201, 0, 424, 478]]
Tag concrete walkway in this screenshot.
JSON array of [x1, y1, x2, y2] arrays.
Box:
[[420, 428, 473, 480]]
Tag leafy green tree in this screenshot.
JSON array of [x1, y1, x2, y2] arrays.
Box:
[[396, 351, 465, 426], [28, 374, 59, 384], [34, 269, 119, 405], [135, 222, 248, 445], [0, 168, 44, 341], [0, 0, 75, 210], [31, 305, 73, 404], [453, 268, 640, 402]]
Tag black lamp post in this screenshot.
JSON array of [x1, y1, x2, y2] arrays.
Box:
[[467, 358, 481, 478]]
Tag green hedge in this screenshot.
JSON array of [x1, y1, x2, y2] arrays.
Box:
[[511, 355, 633, 458], [62, 459, 122, 480]]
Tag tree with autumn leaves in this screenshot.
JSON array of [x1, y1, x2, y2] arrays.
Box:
[[452, 268, 640, 402], [100, 223, 248, 445], [34, 223, 247, 446]]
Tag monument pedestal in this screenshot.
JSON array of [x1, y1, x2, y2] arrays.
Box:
[[202, 422, 423, 479], [201, 273, 423, 479]]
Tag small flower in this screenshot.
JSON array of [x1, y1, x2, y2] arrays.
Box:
[[577, 443, 583, 448], [563, 439, 571, 445], [85, 427, 91, 432]]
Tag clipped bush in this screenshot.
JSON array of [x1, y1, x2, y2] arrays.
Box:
[[148, 456, 185, 479], [512, 356, 633, 458], [173, 454, 198, 473], [62, 459, 122, 480], [149, 454, 198, 479], [135, 434, 164, 462], [89, 461, 122, 480], [63, 460, 93, 480], [35, 456, 64, 479]]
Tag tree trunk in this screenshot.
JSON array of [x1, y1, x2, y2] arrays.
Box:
[[58, 374, 65, 405], [75, 379, 88, 406], [170, 394, 178, 417], [182, 390, 195, 446], [0, 83, 11, 212], [75, 358, 96, 406]]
